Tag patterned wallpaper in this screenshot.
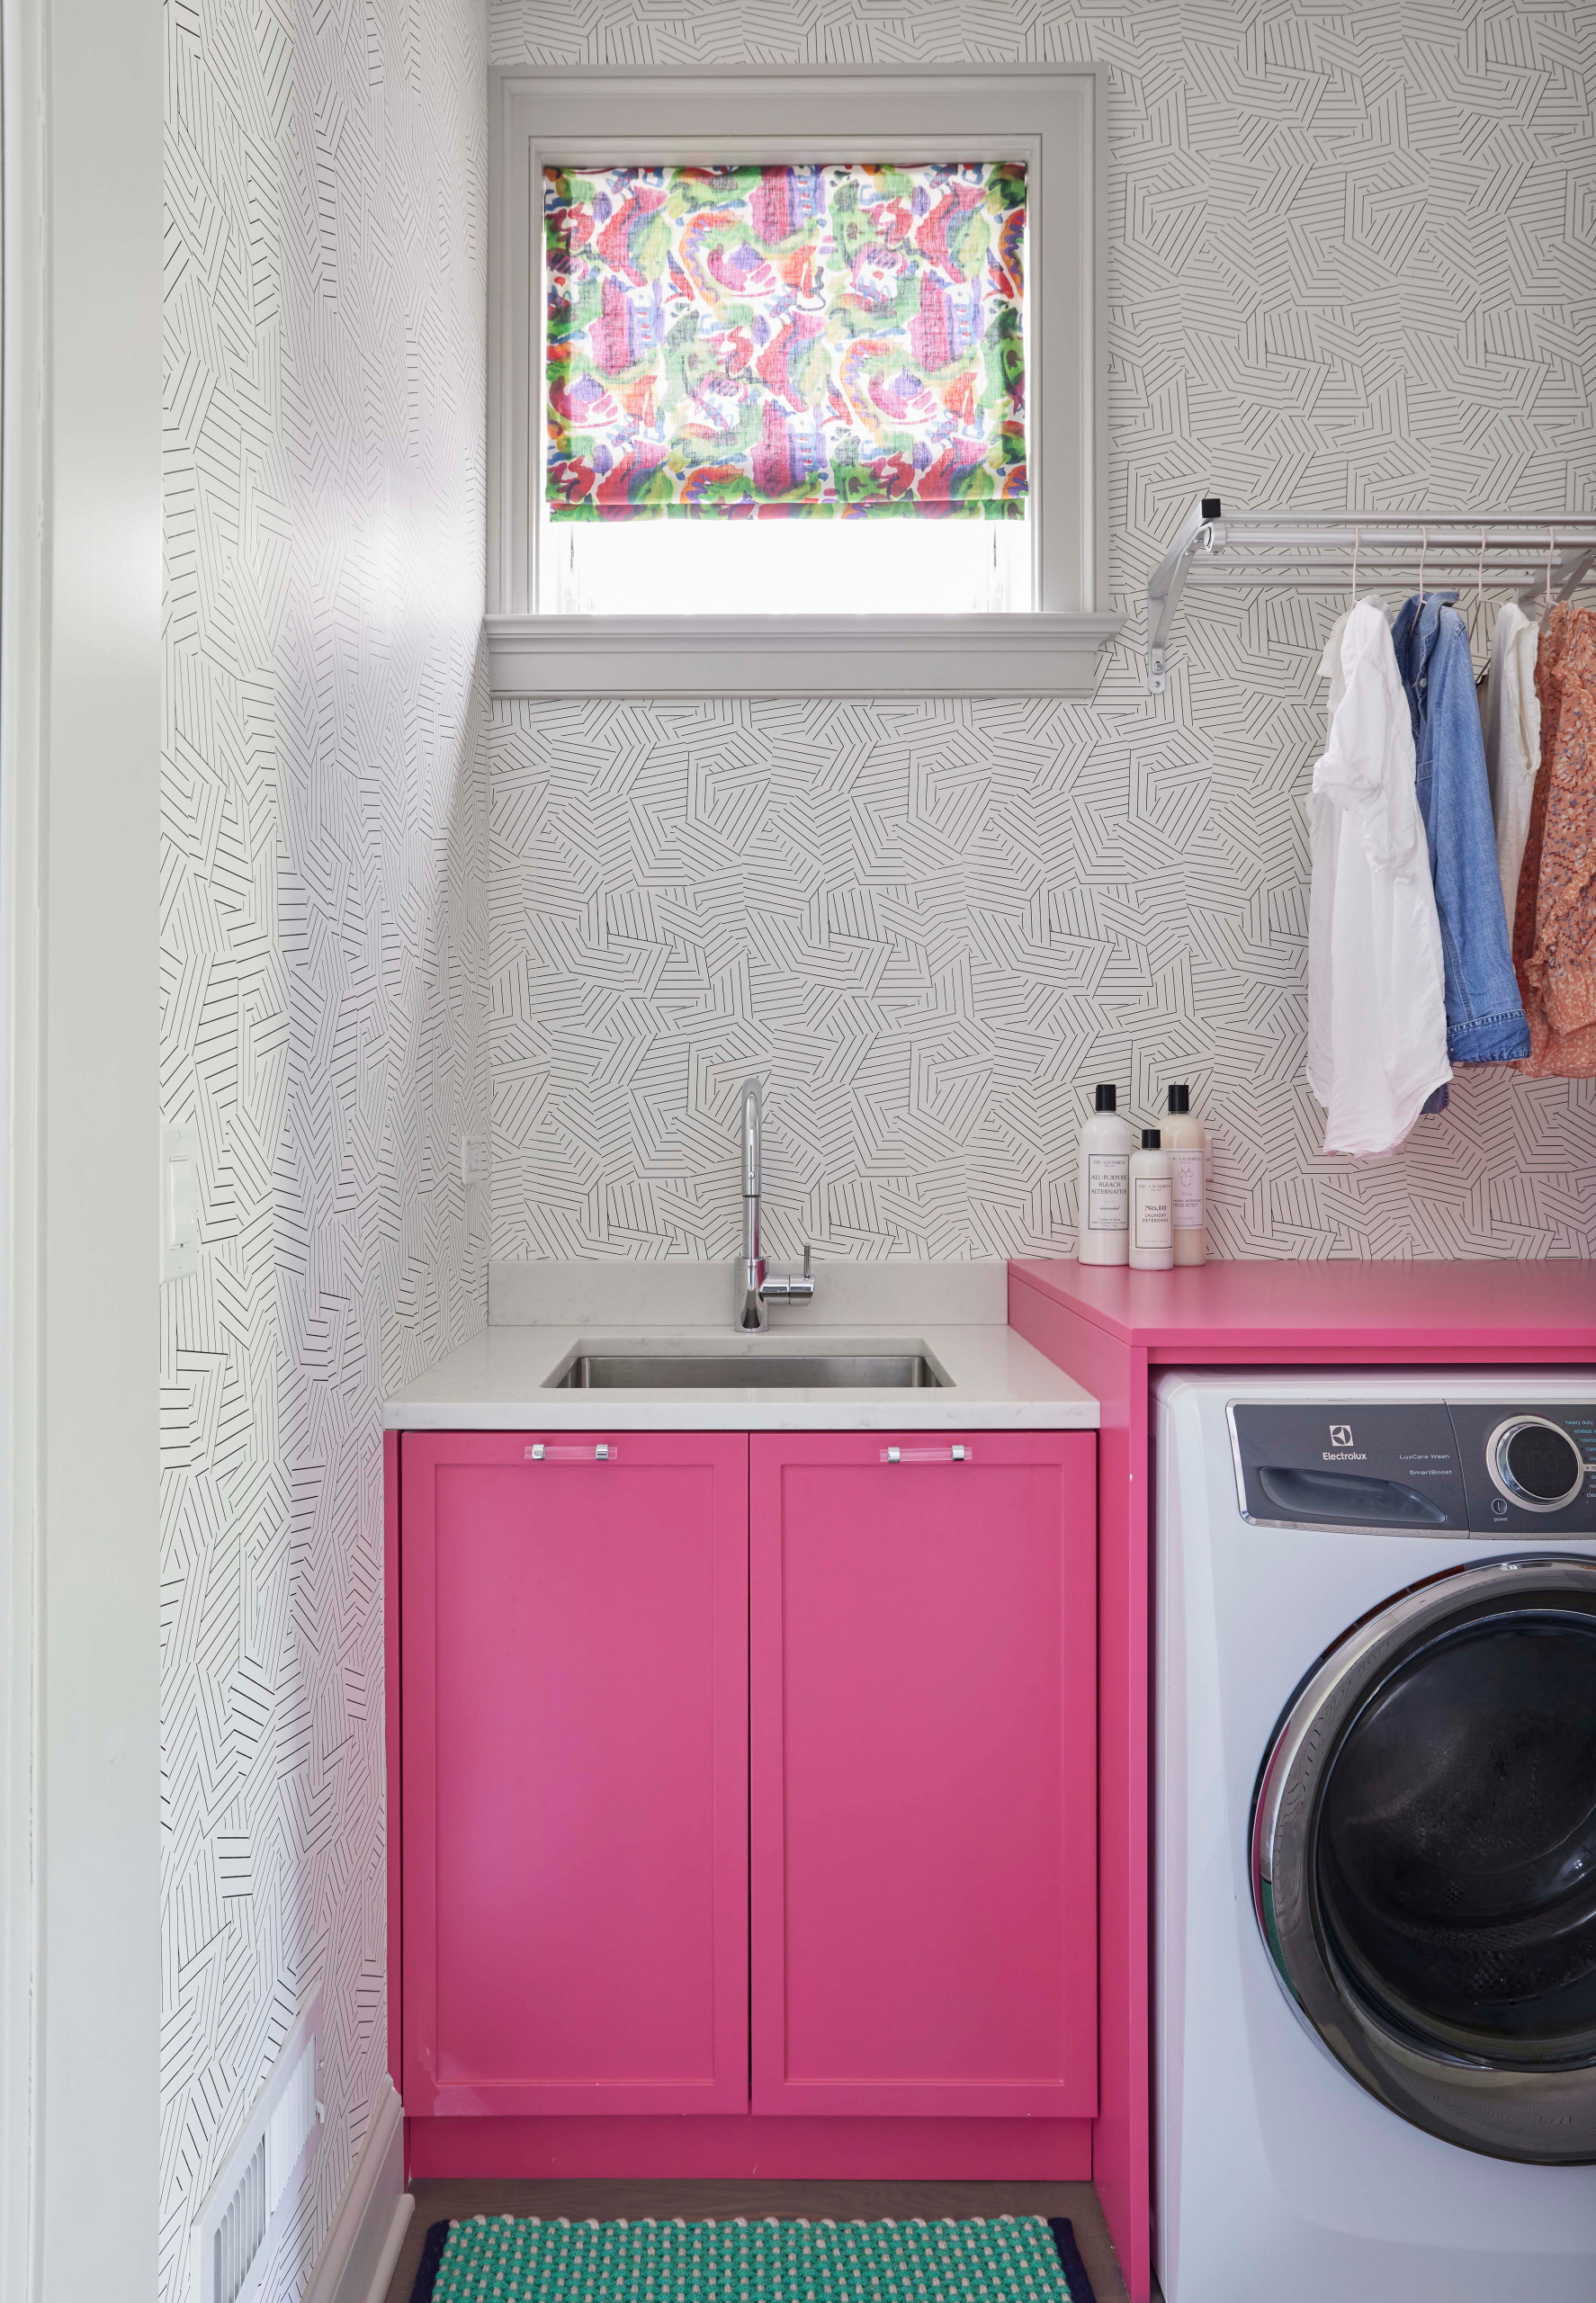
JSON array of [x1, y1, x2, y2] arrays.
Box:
[[488, 0, 1596, 1263], [161, 0, 487, 2295], [154, 6, 1592, 2290]]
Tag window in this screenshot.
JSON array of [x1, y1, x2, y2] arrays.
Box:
[[542, 160, 1029, 614], [488, 68, 1117, 697]]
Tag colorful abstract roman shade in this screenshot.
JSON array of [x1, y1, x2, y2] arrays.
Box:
[[544, 162, 1027, 521]]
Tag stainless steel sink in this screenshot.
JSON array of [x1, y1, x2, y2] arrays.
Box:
[[547, 1351, 944, 1390]]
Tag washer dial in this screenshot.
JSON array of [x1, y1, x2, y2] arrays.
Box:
[[1488, 1417, 1586, 1512]]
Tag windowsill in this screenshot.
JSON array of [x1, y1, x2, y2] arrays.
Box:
[[484, 612, 1124, 700]]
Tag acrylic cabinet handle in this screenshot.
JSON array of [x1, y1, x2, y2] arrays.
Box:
[[524, 1442, 618, 1463], [882, 1444, 972, 1465]]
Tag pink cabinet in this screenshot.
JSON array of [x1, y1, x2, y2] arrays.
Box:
[[750, 1431, 1098, 2119], [399, 1430, 749, 2116], [394, 1422, 1098, 2145]]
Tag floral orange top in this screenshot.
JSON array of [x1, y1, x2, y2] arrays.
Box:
[[1516, 603, 1596, 1078]]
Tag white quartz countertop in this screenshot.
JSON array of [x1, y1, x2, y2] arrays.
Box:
[[382, 1323, 1096, 1429], [382, 1264, 1098, 1432]]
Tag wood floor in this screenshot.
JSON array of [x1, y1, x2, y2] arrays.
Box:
[[381, 2181, 1131, 2303]]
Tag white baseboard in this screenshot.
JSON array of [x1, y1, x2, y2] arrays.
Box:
[[362, 2193, 416, 2303], [304, 2079, 414, 2303]]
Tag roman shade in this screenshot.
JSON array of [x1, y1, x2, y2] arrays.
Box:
[[544, 162, 1027, 522]]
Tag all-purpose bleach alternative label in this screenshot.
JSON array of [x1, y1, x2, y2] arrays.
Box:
[[1087, 1152, 1128, 1231]]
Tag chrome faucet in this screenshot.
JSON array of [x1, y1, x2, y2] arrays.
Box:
[[734, 1079, 815, 1333]]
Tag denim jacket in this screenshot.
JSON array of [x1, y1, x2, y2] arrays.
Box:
[[1391, 592, 1530, 1063]]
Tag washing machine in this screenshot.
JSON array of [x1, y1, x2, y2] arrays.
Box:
[[1154, 1368, 1596, 2303]]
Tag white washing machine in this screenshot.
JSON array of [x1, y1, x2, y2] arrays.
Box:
[[1155, 1369, 1596, 2303]]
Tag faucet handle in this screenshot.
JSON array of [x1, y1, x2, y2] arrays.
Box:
[[802, 1243, 811, 1280], [755, 1245, 815, 1311]]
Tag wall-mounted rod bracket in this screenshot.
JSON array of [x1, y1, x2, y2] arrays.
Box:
[[1145, 495, 1224, 694], [1143, 497, 1596, 692]]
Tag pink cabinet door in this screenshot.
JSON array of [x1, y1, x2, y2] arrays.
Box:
[[400, 1430, 749, 2116], [750, 1430, 1097, 2118]]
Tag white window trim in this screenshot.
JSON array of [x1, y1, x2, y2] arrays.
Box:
[[487, 65, 1121, 698]]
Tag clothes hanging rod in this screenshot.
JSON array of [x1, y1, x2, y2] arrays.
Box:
[[1171, 570, 1594, 590], [1179, 560, 1596, 585], [1145, 496, 1596, 692], [1180, 553, 1596, 574], [1173, 510, 1596, 530], [1184, 534, 1596, 554]]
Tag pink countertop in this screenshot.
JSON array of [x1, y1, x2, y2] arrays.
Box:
[[1008, 1258, 1596, 1357]]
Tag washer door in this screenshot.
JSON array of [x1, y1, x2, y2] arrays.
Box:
[[1251, 1555, 1596, 2161]]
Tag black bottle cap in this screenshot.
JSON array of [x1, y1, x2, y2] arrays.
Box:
[[1094, 1084, 1117, 1112], [1168, 1083, 1190, 1114], [1142, 1127, 1161, 1150]]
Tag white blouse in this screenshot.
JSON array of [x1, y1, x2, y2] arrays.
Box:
[[1306, 597, 1451, 1159]]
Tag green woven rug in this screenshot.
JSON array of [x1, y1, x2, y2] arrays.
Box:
[[409, 2217, 1097, 2303]]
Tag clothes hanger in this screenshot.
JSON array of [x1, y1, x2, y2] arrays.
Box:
[[1323, 526, 1361, 675], [1472, 530, 1492, 689]]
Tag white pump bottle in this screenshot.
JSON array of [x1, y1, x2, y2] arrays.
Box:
[[1076, 1084, 1133, 1265], [1164, 1083, 1207, 1266], [1129, 1126, 1175, 1270]]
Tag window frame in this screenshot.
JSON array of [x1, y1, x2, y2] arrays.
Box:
[[487, 65, 1119, 697]]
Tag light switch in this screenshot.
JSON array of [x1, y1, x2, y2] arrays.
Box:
[[162, 1125, 199, 1282]]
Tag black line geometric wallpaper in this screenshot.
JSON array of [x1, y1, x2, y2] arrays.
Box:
[[488, 0, 1595, 1263], [158, 1, 1594, 2295], [161, 0, 488, 2293]]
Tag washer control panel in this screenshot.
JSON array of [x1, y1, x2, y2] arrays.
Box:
[[1230, 1399, 1596, 1534], [1445, 1402, 1596, 1532], [1489, 1416, 1586, 1509]]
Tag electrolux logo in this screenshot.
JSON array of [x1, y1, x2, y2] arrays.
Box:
[[1323, 1421, 1367, 1462]]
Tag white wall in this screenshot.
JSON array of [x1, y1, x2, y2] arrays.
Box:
[[160, 0, 489, 2293], [487, 0, 1596, 1264]]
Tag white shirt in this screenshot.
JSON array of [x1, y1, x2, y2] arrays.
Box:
[[1481, 599, 1541, 935], [1306, 597, 1451, 1159]]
